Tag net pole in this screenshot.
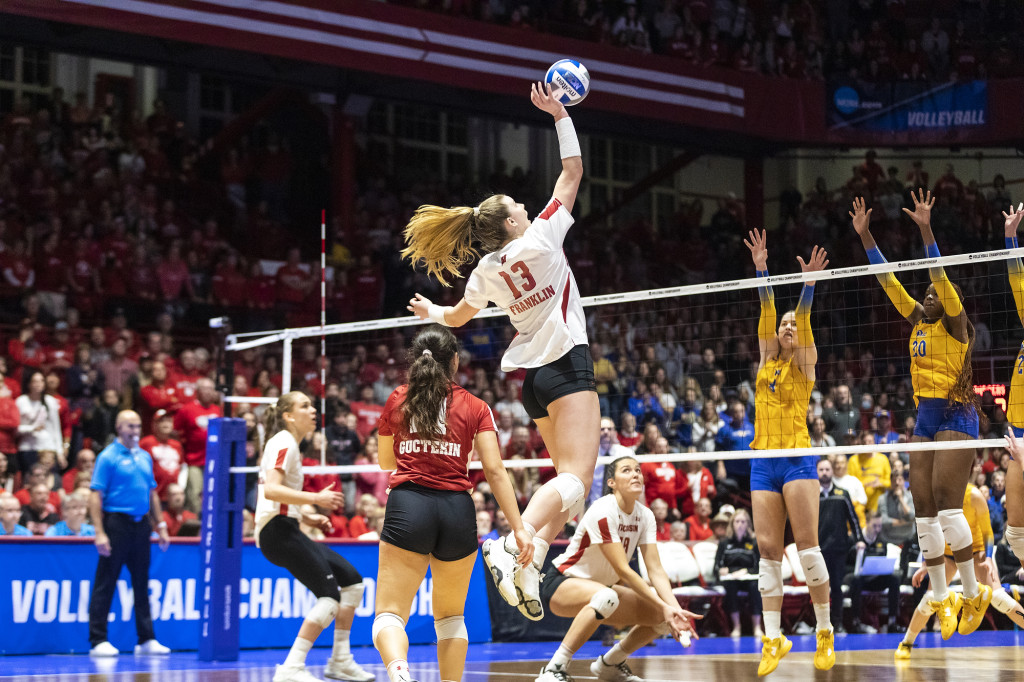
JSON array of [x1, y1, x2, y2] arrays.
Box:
[[320, 209, 327, 467]]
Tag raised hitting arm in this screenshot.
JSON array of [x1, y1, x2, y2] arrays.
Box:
[[745, 228, 776, 363], [850, 196, 923, 323], [532, 82, 583, 213], [1004, 204, 1024, 325], [792, 246, 828, 380]]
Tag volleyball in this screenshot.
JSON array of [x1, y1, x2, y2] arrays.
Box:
[[545, 58, 590, 106]]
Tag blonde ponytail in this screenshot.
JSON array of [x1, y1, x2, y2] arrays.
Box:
[[401, 195, 510, 284]]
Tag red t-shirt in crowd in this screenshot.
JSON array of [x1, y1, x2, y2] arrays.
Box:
[[162, 508, 197, 537], [641, 461, 687, 508], [275, 263, 310, 304], [139, 382, 183, 434], [173, 400, 222, 467], [377, 384, 496, 492], [350, 399, 385, 440], [140, 434, 185, 500], [211, 265, 247, 307], [170, 369, 202, 401], [618, 433, 643, 450], [684, 515, 714, 542]]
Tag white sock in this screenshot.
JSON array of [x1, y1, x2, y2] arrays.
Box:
[[548, 643, 574, 669], [927, 563, 949, 601], [533, 537, 551, 569], [764, 611, 781, 640], [901, 630, 915, 646], [813, 602, 832, 632], [283, 637, 313, 668], [332, 628, 351, 659], [386, 659, 412, 682], [957, 558, 979, 599], [604, 642, 628, 665]]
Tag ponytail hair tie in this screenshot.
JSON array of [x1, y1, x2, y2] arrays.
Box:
[[422, 349, 433, 357], [473, 206, 480, 217]]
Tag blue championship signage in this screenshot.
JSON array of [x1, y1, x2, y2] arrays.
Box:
[[0, 539, 492, 654], [828, 79, 987, 134]]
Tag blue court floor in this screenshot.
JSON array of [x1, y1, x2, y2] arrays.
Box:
[[1, 631, 1022, 681]]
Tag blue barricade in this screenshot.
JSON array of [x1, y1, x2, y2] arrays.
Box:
[[0, 539, 492, 655]]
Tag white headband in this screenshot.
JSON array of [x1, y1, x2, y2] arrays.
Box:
[[422, 349, 433, 357], [473, 206, 480, 217]]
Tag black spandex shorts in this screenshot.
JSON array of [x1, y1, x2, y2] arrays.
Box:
[[539, 569, 571, 612], [379, 482, 477, 562], [522, 344, 596, 420], [258, 516, 362, 599]]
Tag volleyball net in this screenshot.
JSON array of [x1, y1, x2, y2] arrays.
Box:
[[221, 244, 1024, 476]]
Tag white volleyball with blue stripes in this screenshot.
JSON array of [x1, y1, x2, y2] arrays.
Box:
[[544, 59, 590, 106]]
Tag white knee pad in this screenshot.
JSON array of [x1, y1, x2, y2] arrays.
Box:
[[548, 473, 586, 513], [937, 509, 973, 553], [339, 582, 365, 609], [434, 615, 468, 641], [758, 559, 783, 598], [916, 516, 946, 560], [991, 587, 1017, 615], [371, 613, 406, 646], [1005, 526, 1024, 562], [307, 597, 339, 628], [916, 591, 937, 616], [798, 546, 829, 587], [588, 587, 620, 620]]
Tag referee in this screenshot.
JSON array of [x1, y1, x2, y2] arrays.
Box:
[[88, 410, 171, 657]]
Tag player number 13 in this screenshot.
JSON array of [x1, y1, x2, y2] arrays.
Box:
[[498, 261, 536, 300]]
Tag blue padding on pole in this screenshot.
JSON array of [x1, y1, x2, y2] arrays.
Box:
[[198, 417, 247, 661]]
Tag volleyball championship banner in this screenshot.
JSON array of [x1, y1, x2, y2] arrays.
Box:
[[826, 79, 988, 141], [0, 539, 492, 655]]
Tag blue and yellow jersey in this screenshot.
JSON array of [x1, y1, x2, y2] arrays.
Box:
[[752, 356, 813, 450], [909, 318, 966, 403], [1007, 240, 1024, 427]]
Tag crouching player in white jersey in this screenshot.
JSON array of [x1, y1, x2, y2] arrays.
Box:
[[255, 391, 374, 682], [404, 82, 598, 622], [534, 456, 700, 682]]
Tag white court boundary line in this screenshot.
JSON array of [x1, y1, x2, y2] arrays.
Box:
[[228, 437, 1007, 475], [225, 247, 1024, 350]]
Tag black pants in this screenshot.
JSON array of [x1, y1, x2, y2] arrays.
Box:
[[259, 516, 362, 598], [822, 549, 848, 629], [722, 579, 762, 615], [89, 513, 155, 646], [844, 572, 901, 625]]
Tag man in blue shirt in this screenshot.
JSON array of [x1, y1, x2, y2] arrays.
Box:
[[672, 386, 701, 448], [0, 493, 32, 536], [715, 400, 755, 492], [88, 411, 170, 657]]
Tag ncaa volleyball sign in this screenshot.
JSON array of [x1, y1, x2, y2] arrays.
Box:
[[545, 59, 590, 106]]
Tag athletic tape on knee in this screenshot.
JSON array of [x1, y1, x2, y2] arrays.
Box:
[[916, 516, 945, 560], [548, 473, 585, 513], [937, 509, 973, 552], [589, 587, 620, 620], [917, 591, 937, 616], [991, 587, 1017, 615], [307, 597, 339, 628], [1005, 526, 1024, 562], [758, 559, 783, 598], [371, 613, 406, 646], [434, 615, 468, 641], [798, 546, 829, 587], [339, 582, 364, 609]]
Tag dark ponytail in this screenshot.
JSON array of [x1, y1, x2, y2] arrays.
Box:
[[401, 325, 459, 441]]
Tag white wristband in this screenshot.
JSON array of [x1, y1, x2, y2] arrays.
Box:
[[427, 304, 450, 326], [555, 116, 581, 159], [157, 521, 167, 529]]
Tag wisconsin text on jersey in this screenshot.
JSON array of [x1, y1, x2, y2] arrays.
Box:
[[397, 440, 462, 457], [507, 285, 556, 316]]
